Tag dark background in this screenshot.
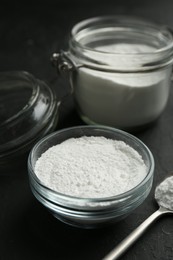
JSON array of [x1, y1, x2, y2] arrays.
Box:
[[1, 0, 173, 259]]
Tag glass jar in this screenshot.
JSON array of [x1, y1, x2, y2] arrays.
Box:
[[0, 71, 60, 173], [52, 16, 173, 131]]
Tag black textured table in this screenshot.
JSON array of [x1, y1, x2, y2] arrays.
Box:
[[1, 1, 173, 260]]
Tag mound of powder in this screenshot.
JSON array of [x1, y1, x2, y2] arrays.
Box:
[[35, 136, 147, 198], [155, 176, 173, 210]]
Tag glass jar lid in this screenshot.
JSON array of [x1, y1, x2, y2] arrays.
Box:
[[0, 71, 59, 169]]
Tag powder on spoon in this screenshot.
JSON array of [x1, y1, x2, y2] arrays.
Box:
[[35, 136, 147, 198], [155, 176, 173, 210]]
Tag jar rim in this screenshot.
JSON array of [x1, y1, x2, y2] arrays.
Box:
[[69, 15, 173, 71]]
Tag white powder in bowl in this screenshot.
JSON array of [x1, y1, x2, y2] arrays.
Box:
[[35, 136, 147, 198], [155, 176, 173, 210]]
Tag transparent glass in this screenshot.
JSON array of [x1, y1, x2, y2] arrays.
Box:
[[69, 16, 173, 71], [0, 71, 59, 172], [57, 16, 173, 131], [28, 125, 154, 228]]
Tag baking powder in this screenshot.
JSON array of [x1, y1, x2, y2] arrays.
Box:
[[155, 176, 173, 210], [35, 136, 147, 198], [74, 43, 171, 128]]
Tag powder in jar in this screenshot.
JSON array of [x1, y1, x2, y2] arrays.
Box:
[[155, 176, 173, 210], [35, 136, 147, 198], [74, 43, 171, 128]]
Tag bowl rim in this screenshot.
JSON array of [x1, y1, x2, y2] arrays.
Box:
[[28, 125, 155, 204]]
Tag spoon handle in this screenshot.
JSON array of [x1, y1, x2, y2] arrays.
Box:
[[103, 208, 165, 260]]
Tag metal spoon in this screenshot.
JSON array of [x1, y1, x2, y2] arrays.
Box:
[[103, 177, 173, 260]]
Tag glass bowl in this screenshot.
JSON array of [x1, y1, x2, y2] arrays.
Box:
[[28, 125, 154, 228], [0, 71, 59, 173]]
